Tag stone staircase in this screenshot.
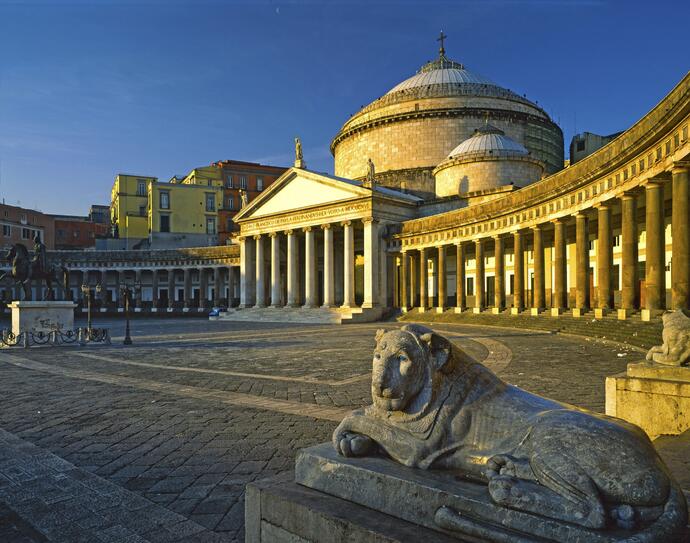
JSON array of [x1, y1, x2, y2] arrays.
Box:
[[211, 306, 385, 325], [399, 309, 663, 351]]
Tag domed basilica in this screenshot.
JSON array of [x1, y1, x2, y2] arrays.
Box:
[[331, 39, 563, 203]]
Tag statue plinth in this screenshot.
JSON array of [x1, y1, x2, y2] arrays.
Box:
[[606, 361, 690, 439], [9, 301, 77, 337]]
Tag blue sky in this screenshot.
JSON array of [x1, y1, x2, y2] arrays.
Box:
[[0, 0, 687, 215]]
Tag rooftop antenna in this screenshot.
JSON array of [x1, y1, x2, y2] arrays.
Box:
[[437, 30, 447, 57]]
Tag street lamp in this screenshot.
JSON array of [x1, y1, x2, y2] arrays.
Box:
[[81, 283, 102, 339], [120, 280, 141, 346]]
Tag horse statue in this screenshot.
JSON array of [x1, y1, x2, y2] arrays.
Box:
[[0, 243, 64, 301]]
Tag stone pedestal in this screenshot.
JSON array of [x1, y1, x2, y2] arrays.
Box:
[[510, 307, 521, 315], [617, 308, 633, 320], [247, 443, 654, 543], [9, 301, 76, 336], [594, 308, 607, 319], [550, 307, 564, 316], [606, 361, 690, 439]]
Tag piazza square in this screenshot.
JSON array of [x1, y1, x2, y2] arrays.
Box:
[[1, 3, 690, 543]]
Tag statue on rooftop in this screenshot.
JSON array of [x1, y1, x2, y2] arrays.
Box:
[[365, 158, 376, 189], [333, 324, 687, 539]]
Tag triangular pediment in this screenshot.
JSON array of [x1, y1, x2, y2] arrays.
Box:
[[235, 168, 370, 221]]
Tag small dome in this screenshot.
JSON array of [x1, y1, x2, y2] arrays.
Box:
[[448, 124, 529, 160], [386, 56, 495, 94]]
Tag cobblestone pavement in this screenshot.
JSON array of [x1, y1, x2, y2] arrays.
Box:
[[0, 318, 685, 542]]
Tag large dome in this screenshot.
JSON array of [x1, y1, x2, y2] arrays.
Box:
[[331, 45, 564, 200]]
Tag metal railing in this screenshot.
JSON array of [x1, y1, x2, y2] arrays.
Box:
[[0, 327, 111, 348]]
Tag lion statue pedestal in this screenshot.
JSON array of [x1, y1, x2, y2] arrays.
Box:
[[246, 324, 688, 542], [606, 310, 690, 439]]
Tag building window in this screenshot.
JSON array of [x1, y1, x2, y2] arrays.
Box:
[[20, 213, 27, 224], [226, 196, 234, 210], [206, 217, 216, 235], [639, 158, 645, 171], [159, 191, 170, 210], [665, 140, 671, 155], [205, 194, 216, 212], [256, 177, 264, 191], [2, 224, 11, 236], [226, 175, 233, 188], [137, 181, 146, 196], [239, 175, 247, 189], [160, 215, 170, 232], [466, 277, 474, 296], [207, 179, 212, 187], [613, 235, 621, 247], [226, 218, 234, 231], [139, 205, 146, 217], [21, 228, 31, 239]]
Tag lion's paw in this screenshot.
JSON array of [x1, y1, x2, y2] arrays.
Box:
[[488, 476, 534, 509], [485, 455, 534, 481], [335, 432, 375, 458]]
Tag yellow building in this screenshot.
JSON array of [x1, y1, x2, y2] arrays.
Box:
[[109, 173, 223, 249], [110, 174, 157, 245], [148, 180, 223, 249]]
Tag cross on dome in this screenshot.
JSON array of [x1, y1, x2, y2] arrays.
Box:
[[437, 30, 447, 56]]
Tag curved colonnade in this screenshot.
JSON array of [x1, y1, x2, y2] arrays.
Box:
[[393, 74, 690, 320]]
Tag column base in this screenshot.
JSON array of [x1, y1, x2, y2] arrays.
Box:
[[253, 304, 267, 309], [151, 308, 158, 313], [435, 306, 445, 314], [472, 307, 483, 314], [641, 309, 663, 322], [269, 304, 282, 309], [302, 304, 319, 309], [491, 307, 502, 315], [117, 308, 124, 313], [99, 308, 107, 313], [361, 303, 379, 309], [550, 307, 565, 316], [417, 307, 426, 313], [530, 307, 544, 316], [401, 306, 408, 313], [617, 308, 634, 320], [594, 308, 609, 319], [453, 307, 465, 314], [167, 307, 174, 312], [182, 307, 190, 313], [321, 303, 336, 309], [510, 307, 522, 316], [572, 308, 587, 318], [134, 308, 142, 313]]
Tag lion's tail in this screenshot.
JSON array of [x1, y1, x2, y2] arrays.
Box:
[[620, 483, 688, 543]]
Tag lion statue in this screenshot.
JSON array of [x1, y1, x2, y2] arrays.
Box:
[[333, 324, 687, 539], [646, 310, 690, 366]]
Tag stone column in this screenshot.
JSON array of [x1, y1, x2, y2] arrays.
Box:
[[322, 224, 335, 307], [419, 247, 428, 312], [672, 163, 690, 310], [531, 225, 545, 314], [620, 192, 639, 317], [151, 269, 159, 309], [436, 245, 446, 312], [493, 236, 505, 313], [400, 251, 409, 311], [409, 252, 417, 308], [512, 231, 524, 314], [286, 230, 299, 307], [574, 212, 590, 316], [213, 267, 222, 306], [117, 270, 125, 309], [199, 268, 208, 308], [254, 235, 266, 308], [474, 239, 484, 313], [644, 179, 667, 319], [362, 218, 380, 308], [239, 237, 255, 308], [341, 221, 355, 308], [596, 203, 613, 315], [455, 242, 466, 312], [183, 268, 191, 310], [167, 269, 175, 309], [303, 227, 317, 308], [134, 269, 142, 309], [552, 219, 567, 315], [228, 267, 236, 307], [269, 232, 281, 307], [99, 270, 107, 305]]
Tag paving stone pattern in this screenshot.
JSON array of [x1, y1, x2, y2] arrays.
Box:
[[0, 318, 685, 542]]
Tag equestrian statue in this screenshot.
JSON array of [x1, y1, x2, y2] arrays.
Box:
[[0, 234, 65, 301]]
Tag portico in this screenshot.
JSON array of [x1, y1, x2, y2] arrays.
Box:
[[231, 168, 419, 323]]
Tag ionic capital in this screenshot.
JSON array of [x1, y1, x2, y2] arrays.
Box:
[[268, 232, 277, 238], [303, 226, 312, 233], [320, 223, 332, 230], [253, 235, 262, 241], [340, 220, 352, 227]]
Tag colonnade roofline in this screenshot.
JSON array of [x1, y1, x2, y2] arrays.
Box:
[[395, 72, 690, 246]]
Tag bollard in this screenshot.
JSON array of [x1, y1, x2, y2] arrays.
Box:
[[22, 332, 30, 349]]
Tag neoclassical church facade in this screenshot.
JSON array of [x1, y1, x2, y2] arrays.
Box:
[[21, 46, 689, 324]]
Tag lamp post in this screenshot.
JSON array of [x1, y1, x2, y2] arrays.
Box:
[[81, 283, 102, 339], [120, 280, 141, 346]]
